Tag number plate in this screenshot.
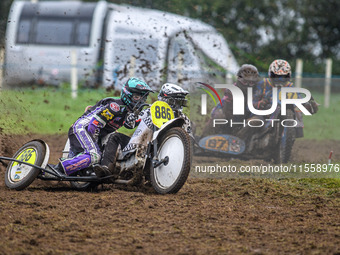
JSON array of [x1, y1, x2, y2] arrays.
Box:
[[11, 148, 37, 182], [150, 101, 174, 128], [199, 135, 245, 155]]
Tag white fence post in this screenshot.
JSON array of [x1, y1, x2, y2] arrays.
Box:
[[324, 58, 332, 108], [226, 54, 233, 85], [295, 59, 303, 88], [0, 48, 4, 92], [129, 55, 136, 77], [71, 50, 78, 99]]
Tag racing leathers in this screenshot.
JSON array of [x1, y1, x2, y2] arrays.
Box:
[[98, 105, 192, 176], [253, 78, 318, 137], [60, 97, 138, 175], [201, 82, 254, 137]]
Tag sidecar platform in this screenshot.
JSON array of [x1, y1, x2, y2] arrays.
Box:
[[0, 156, 113, 182]]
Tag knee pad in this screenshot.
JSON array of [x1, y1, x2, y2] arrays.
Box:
[[89, 150, 101, 164]]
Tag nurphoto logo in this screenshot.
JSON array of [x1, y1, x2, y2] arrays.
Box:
[[199, 83, 312, 128]]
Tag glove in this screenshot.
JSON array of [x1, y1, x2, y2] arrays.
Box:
[[303, 99, 319, 114], [87, 117, 102, 135], [125, 113, 137, 128]]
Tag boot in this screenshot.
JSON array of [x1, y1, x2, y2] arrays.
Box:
[[93, 165, 112, 178], [52, 162, 66, 176]]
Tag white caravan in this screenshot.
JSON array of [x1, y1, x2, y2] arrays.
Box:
[[4, 1, 239, 89]]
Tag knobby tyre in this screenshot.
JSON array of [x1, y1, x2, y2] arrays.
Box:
[[150, 127, 192, 194], [5, 141, 46, 190]]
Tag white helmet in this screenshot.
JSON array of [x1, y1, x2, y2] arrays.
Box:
[[268, 59, 292, 86], [237, 64, 259, 87], [158, 83, 189, 110]]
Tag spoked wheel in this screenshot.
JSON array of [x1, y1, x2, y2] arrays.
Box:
[[5, 141, 46, 190], [150, 127, 192, 194]]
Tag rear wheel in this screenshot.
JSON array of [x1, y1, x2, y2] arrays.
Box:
[[70, 181, 98, 191], [5, 141, 46, 190], [274, 109, 296, 163], [150, 127, 192, 194], [70, 169, 99, 191]]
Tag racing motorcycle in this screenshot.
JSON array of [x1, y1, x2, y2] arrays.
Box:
[[196, 97, 301, 164], [2, 101, 192, 194]]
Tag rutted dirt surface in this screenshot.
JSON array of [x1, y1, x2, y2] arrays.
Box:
[[0, 134, 339, 254]]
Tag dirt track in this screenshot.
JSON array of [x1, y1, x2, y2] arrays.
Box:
[[0, 134, 339, 254]]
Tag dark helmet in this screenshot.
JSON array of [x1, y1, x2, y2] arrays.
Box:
[[268, 59, 292, 86], [121, 77, 153, 110], [158, 83, 189, 110], [237, 64, 259, 87]]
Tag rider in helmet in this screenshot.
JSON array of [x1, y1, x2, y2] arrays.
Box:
[[157, 83, 192, 134], [54, 77, 153, 176], [94, 82, 191, 178], [201, 64, 260, 136], [269, 59, 292, 86], [253, 59, 293, 110], [253, 59, 318, 139], [254, 59, 318, 113]]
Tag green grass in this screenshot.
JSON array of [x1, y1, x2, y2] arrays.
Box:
[[188, 89, 340, 141], [0, 87, 339, 141], [302, 91, 340, 140], [284, 178, 340, 196], [0, 87, 130, 135]]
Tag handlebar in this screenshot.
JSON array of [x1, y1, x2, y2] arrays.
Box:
[[133, 102, 150, 115]]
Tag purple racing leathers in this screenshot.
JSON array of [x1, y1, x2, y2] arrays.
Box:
[[61, 97, 136, 175]]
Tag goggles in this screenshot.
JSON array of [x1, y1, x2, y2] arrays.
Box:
[[166, 97, 188, 108]]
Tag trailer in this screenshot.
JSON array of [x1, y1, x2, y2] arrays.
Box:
[[4, 0, 239, 89]]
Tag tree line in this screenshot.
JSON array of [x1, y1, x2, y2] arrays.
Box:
[[1, 0, 339, 75]]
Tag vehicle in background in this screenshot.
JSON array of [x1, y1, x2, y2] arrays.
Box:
[[4, 0, 239, 89]]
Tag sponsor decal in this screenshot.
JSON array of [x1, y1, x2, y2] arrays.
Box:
[[113, 117, 122, 122], [65, 158, 90, 171], [101, 109, 113, 120], [108, 120, 120, 128], [132, 129, 142, 137], [110, 102, 120, 112]]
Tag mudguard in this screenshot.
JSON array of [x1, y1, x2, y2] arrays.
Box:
[[198, 134, 245, 155], [62, 138, 70, 159], [32, 139, 50, 169], [151, 117, 185, 142]]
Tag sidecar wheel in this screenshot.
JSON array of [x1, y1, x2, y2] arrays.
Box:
[[150, 127, 192, 194], [5, 141, 46, 190]]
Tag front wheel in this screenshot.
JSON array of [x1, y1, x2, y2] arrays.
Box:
[[150, 127, 192, 194], [5, 141, 46, 190], [273, 109, 296, 163]]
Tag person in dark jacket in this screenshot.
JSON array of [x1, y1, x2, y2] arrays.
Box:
[[54, 77, 153, 176], [201, 64, 260, 137]]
